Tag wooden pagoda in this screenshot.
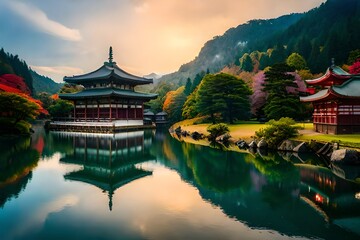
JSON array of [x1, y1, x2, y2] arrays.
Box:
[[300, 64, 360, 134], [51, 47, 158, 133]]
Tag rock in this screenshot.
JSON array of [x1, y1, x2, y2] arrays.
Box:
[[248, 140, 257, 148], [216, 133, 231, 142], [293, 142, 310, 153], [330, 149, 360, 165], [257, 139, 268, 149], [278, 140, 297, 152], [316, 142, 333, 158], [236, 140, 249, 149]]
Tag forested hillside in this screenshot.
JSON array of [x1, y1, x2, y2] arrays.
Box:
[[0, 48, 34, 95], [156, 0, 360, 89], [30, 69, 62, 94]]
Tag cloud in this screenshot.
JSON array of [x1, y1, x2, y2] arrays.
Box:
[[31, 65, 84, 82], [7, 1, 81, 41]]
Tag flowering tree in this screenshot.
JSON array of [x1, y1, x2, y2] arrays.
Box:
[[250, 71, 267, 116], [349, 61, 360, 74]]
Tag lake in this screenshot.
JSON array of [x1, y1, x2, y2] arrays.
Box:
[[1, 123, 360, 240]]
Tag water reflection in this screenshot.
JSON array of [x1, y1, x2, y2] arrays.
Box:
[[57, 131, 155, 211], [0, 136, 40, 208], [154, 130, 360, 239], [0, 126, 359, 239]]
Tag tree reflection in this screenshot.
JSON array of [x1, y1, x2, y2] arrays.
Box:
[[0, 136, 40, 208]]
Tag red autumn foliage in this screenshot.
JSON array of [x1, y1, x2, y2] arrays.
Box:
[[0, 74, 31, 94], [349, 61, 360, 74], [51, 94, 59, 100], [0, 74, 48, 115]]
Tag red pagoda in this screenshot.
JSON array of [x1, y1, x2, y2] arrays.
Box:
[[300, 64, 360, 134], [51, 47, 158, 132]]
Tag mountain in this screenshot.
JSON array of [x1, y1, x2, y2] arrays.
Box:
[[260, 0, 360, 72], [30, 69, 62, 94], [0, 48, 34, 95], [157, 0, 360, 88]]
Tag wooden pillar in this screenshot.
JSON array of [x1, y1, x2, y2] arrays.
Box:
[[73, 101, 76, 122], [126, 99, 129, 120], [116, 101, 118, 120], [109, 97, 112, 121], [97, 101, 100, 121], [85, 99, 87, 122]]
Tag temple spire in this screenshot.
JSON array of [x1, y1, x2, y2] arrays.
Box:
[[109, 46, 113, 63]]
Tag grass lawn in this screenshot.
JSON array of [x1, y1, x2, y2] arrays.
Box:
[[296, 134, 360, 149], [173, 119, 360, 149]]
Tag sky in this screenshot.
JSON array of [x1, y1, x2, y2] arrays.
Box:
[[0, 0, 326, 82]]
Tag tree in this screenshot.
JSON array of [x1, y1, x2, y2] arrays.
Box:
[[36, 92, 54, 110], [263, 63, 301, 120], [250, 71, 267, 117], [239, 53, 253, 72], [182, 88, 199, 119], [184, 78, 192, 95], [255, 117, 301, 148], [0, 92, 40, 124], [348, 49, 360, 65], [286, 53, 307, 70], [48, 99, 74, 118], [196, 73, 251, 123], [0, 92, 41, 134], [349, 60, 360, 74], [191, 71, 206, 92], [207, 123, 230, 142], [162, 86, 187, 123]]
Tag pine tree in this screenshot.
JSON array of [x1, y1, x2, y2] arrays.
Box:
[[263, 63, 300, 120]]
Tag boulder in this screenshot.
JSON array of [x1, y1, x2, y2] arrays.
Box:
[[216, 133, 231, 142], [236, 140, 249, 149], [330, 149, 360, 165], [278, 140, 297, 152], [293, 142, 310, 153], [248, 140, 257, 148], [257, 139, 268, 149]]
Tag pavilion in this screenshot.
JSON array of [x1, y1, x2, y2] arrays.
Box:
[[300, 64, 360, 134], [50, 47, 158, 133]]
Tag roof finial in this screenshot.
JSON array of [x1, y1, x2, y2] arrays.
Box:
[[109, 46, 113, 63], [331, 58, 335, 67]]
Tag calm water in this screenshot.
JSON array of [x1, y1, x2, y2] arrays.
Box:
[[1, 124, 360, 240]]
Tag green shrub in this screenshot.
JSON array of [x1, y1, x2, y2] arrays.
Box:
[[255, 117, 301, 148], [207, 123, 230, 141]]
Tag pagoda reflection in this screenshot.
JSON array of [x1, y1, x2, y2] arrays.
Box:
[[298, 165, 360, 223], [59, 130, 155, 211]]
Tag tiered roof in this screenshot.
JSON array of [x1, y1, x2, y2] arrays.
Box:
[[305, 66, 354, 87], [64, 62, 153, 86], [59, 48, 157, 101], [59, 87, 157, 100], [300, 63, 360, 103], [300, 77, 360, 102]]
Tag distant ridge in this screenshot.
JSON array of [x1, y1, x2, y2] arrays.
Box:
[[30, 69, 62, 94]]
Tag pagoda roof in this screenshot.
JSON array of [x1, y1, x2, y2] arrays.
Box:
[[305, 66, 354, 87], [64, 167, 152, 192], [64, 62, 153, 85], [300, 77, 360, 102], [59, 87, 158, 100]]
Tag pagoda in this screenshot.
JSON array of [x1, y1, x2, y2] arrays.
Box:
[[52, 47, 158, 132], [300, 62, 360, 134]]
